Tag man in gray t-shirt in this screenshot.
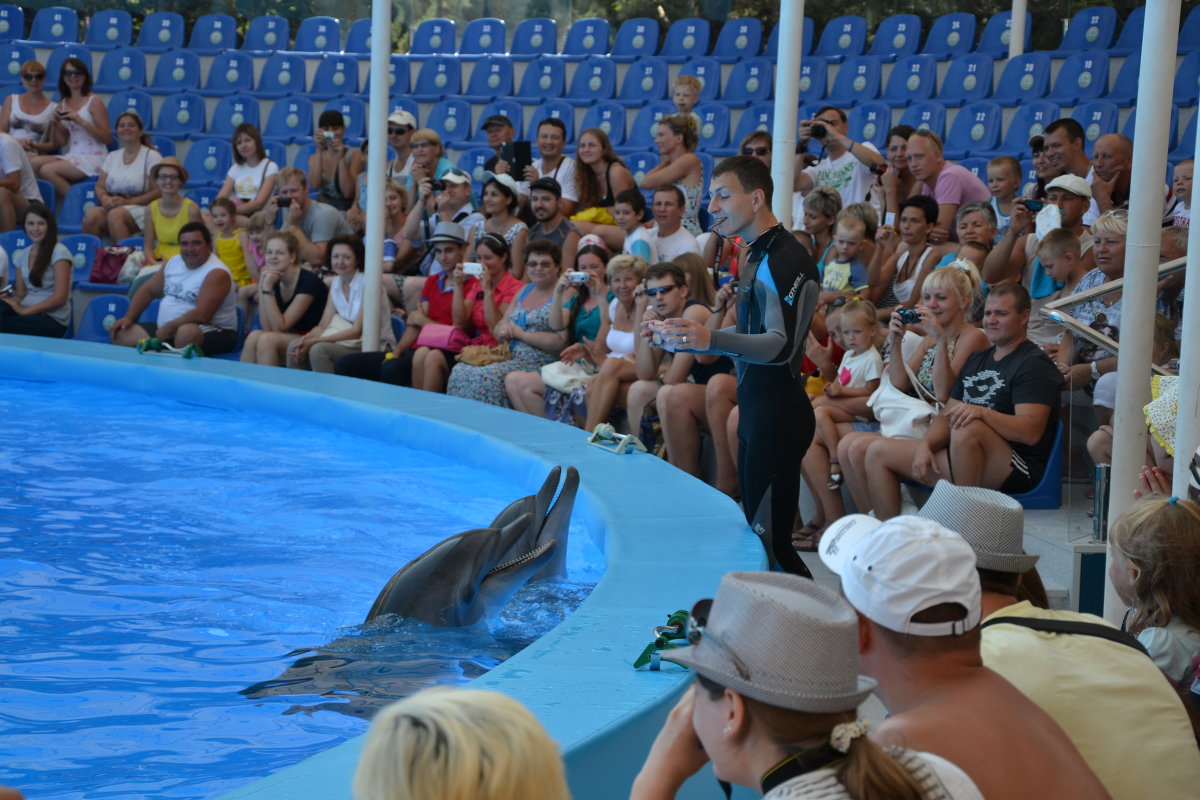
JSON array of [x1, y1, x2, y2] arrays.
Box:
[[266, 167, 352, 266], [0, 131, 41, 232]]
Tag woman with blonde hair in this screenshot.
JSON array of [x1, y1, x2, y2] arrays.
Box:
[[401, 128, 457, 208], [641, 113, 704, 235], [354, 686, 569, 800]]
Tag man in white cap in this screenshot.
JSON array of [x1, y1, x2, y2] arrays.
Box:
[[384, 110, 417, 183], [819, 514, 1109, 799], [916, 480, 1200, 799]]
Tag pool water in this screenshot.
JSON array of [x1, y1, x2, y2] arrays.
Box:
[[0, 377, 602, 799]]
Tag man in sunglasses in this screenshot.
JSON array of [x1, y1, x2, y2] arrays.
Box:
[[794, 106, 885, 207]]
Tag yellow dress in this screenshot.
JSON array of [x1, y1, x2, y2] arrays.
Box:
[[149, 198, 198, 262], [216, 229, 251, 287]]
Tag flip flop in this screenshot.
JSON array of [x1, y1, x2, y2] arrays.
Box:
[[792, 523, 824, 552]]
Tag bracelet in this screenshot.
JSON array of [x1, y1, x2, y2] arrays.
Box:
[[1090, 361, 1100, 381]]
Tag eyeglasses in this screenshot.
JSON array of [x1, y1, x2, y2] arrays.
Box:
[[62, 70, 85, 78], [21, 73, 45, 81], [644, 284, 680, 297], [387, 127, 408, 135], [687, 599, 749, 680], [742, 146, 769, 156], [156, 173, 182, 182], [411, 141, 435, 149]]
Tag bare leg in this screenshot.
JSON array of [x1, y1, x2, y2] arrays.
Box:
[[420, 348, 451, 393], [948, 419, 1016, 488], [659, 383, 706, 477], [1087, 424, 1113, 466], [863, 436, 926, 520], [505, 370, 547, 415], [112, 322, 150, 347], [173, 323, 205, 348], [627, 379, 660, 441], [249, 330, 297, 366], [237, 284, 259, 327], [705, 374, 739, 496], [108, 206, 137, 241], [0, 188, 22, 232], [240, 330, 263, 363], [402, 276, 425, 314], [800, 438, 845, 528], [839, 431, 881, 513], [814, 403, 858, 487], [81, 205, 107, 239], [412, 346, 430, 389], [36, 159, 87, 201], [725, 406, 740, 484], [571, 220, 626, 252], [584, 356, 638, 431]]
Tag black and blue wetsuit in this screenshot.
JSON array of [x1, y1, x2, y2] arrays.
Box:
[[705, 224, 819, 576]]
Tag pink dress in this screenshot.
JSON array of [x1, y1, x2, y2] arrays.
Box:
[[58, 98, 106, 177]]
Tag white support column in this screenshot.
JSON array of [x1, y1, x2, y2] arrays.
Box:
[[1008, 0, 1028, 58], [360, 0, 392, 353], [1172, 106, 1200, 497], [770, 0, 803, 225], [1105, 0, 1181, 622]]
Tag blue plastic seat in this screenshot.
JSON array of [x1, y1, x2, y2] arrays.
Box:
[[869, 14, 922, 62], [106, 91, 152, 130], [943, 100, 1003, 160], [0, 5, 22, 42], [846, 102, 891, 150], [61, 233, 100, 284], [458, 18, 505, 59], [92, 47, 146, 93], [22, 7, 78, 46], [660, 17, 709, 63], [1047, 52, 1109, 106], [624, 150, 659, 189], [0, 42, 32, 86], [1180, 6, 1200, 54], [344, 18, 373, 57], [611, 18, 659, 63], [718, 103, 774, 157], [36, 179, 55, 211], [974, 100, 1059, 160], [763, 18, 814, 58], [1173, 51, 1200, 106], [292, 142, 316, 169], [324, 96, 365, 140], [409, 18, 455, 59], [262, 140, 285, 170], [469, 99, 523, 144], [826, 55, 882, 107], [459, 55, 513, 103], [207, 94, 260, 139], [1010, 422, 1065, 509], [560, 17, 609, 61], [1071, 101, 1120, 156], [188, 13, 238, 54], [242, 15, 290, 54], [457, 147, 495, 191], [151, 136, 175, 158], [0, 228, 29, 260], [936, 54, 993, 108], [694, 102, 730, 151], [291, 16, 341, 55], [186, 185, 220, 213], [990, 52, 1051, 107], [956, 157, 987, 183], [146, 51, 201, 95], [44, 43, 90, 87], [1109, 6, 1145, 56], [425, 99, 472, 147], [813, 15, 867, 62], [513, 54, 565, 104], [1105, 54, 1140, 107], [1050, 6, 1117, 56], [84, 9, 131, 50], [309, 54, 359, 100], [921, 13, 975, 60], [1125, 105, 1178, 154], [881, 54, 937, 107], [621, 101, 674, 153], [564, 56, 615, 107], [1168, 112, 1196, 163], [182, 138, 232, 188], [510, 18, 556, 60], [717, 58, 771, 109], [797, 58, 828, 104], [135, 12, 185, 53], [527, 101, 573, 143], [899, 101, 947, 139], [251, 53, 307, 99], [198, 50, 253, 97], [260, 97, 314, 145], [75, 295, 130, 343], [712, 18, 761, 64], [58, 179, 98, 234], [616, 57, 669, 108], [410, 56, 460, 102], [153, 92, 206, 140], [678, 57, 721, 103], [386, 54, 411, 96], [580, 101, 627, 147], [976, 11, 1031, 57]]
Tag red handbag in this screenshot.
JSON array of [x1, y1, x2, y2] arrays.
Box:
[[90, 246, 134, 284], [415, 323, 471, 353]]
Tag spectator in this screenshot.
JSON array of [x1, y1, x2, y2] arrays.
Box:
[[986, 156, 1022, 243], [953, 201, 997, 250], [1086, 133, 1175, 226], [580, 254, 646, 431], [376, 180, 410, 277], [818, 514, 1110, 798], [306, 109, 364, 213], [1173, 158, 1192, 228], [400, 129, 458, 209], [520, 118, 578, 215], [527, 177, 579, 270], [0, 131, 43, 233], [393, 169, 480, 311], [905, 130, 990, 244], [641, 114, 703, 236], [612, 188, 657, 264], [867, 194, 952, 308], [384, 110, 417, 183], [0, 61, 54, 156], [216, 123, 278, 223], [31, 57, 111, 200], [1042, 118, 1091, 180], [112, 222, 238, 354], [919, 482, 1200, 797], [872, 124, 918, 226], [265, 167, 352, 267], [0, 202, 71, 337], [820, 216, 870, 299], [797, 185, 841, 267], [240, 230, 327, 366], [1030, 228, 1089, 346], [569, 127, 635, 250], [649, 186, 701, 262], [1024, 134, 1055, 199], [738, 130, 772, 167], [479, 113, 515, 173], [81, 111, 161, 244], [1057, 210, 1126, 392], [461, 232, 525, 351], [796, 106, 885, 207], [143, 158, 203, 267], [669, 73, 702, 130], [470, 172, 528, 279], [208, 197, 252, 288]]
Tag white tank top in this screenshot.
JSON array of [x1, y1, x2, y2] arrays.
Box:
[[159, 254, 237, 331], [605, 297, 636, 357], [893, 246, 933, 305], [7, 95, 54, 144]]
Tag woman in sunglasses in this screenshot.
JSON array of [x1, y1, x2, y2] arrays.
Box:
[[0, 61, 55, 155], [32, 58, 111, 201]]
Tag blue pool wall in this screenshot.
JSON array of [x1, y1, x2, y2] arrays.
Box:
[[0, 337, 765, 800]]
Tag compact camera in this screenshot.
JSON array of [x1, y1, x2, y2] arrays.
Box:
[[810, 123, 828, 140], [463, 262, 484, 277], [565, 271, 590, 283], [897, 308, 922, 324]]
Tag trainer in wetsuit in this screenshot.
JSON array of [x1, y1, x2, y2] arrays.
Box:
[[653, 156, 819, 575]]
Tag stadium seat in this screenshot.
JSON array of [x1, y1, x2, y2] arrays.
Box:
[[1050, 6, 1117, 56], [0, 5, 21, 42], [0, 229, 28, 260], [624, 150, 659, 186], [75, 295, 130, 343], [251, 53, 307, 99], [34, 178, 53, 211], [881, 54, 937, 107], [694, 102, 730, 151], [409, 18, 455, 59], [457, 147, 494, 190], [763, 17, 814, 58], [579, 101, 626, 146], [309, 54, 360, 100], [291, 16, 341, 54], [208, 95, 260, 139], [387, 96, 419, 127], [153, 92, 206, 140], [976, 11, 1031, 57], [797, 58, 828, 104], [150, 136, 175, 157], [712, 18, 761, 64], [84, 9, 132, 51], [1010, 422, 1065, 509], [560, 17, 609, 61], [58, 179, 98, 234], [292, 142, 316, 169], [1125, 105, 1179, 155], [920, 12, 975, 60], [0, 42, 32, 86], [344, 18, 373, 57], [135, 12, 185, 53], [869, 14, 922, 61], [261, 97, 314, 145], [458, 18, 505, 59], [527, 101, 574, 144], [847, 102, 891, 150], [956, 157, 989, 184], [1109, 6, 1145, 56], [671, 58, 715, 103], [186, 185, 220, 213], [936, 53, 993, 107], [1105, 54, 1140, 107], [899, 101, 947, 139], [719, 102, 773, 157], [719, 58, 773, 109], [1046, 52, 1109, 106], [410, 56, 461, 102], [564, 56, 615, 107], [198, 51, 253, 97], [1173, 51, 1200, 106], [660, 17, 709, 63], [1071, 101, 1120, 156], [182, 138, 232, 188], [616, 56, 669, 108], [146, 51, 201, 95], [621, 101, 674, 153], [188, 14, 238, 54], [1167, 111, 1195, 163], [459, 55, 513, 103], [1180, 6, 1200, 54], [92, 47, 146, 93], [513, 55, 565, 104], [325, 96, 365, 140], [611, 18, 659, 62], [469, 99, 523, 144], [509, 18, 556, 60], [242, 15, 289, 54], [263, 140, 285, 169], [44, 44, 90, 88], [106, 91, 152, 130], [825, 55, 882, 107], [386, 54, 411, 96], [974, 100, 1059, 160], [943, 100, 1003, 159], [990, 53, 1051, 107], [22, 7, 78, 46], [61, 233, 100, 284], [813, 15, 867, 62], [424, 99, 472, 147]]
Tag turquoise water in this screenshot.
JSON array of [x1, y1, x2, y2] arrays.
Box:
[[0, 377, 602, 799]]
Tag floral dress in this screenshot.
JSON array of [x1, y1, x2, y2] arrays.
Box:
[[59, 98, 107, 177], [447, 284, 556, 408], [676, 180, 703, 236]]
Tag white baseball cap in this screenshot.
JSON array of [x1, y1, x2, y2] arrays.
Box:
[[819, 514, 981, 637]]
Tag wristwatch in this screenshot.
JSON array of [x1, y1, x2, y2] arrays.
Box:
[[1090, 361, 1100, 381]]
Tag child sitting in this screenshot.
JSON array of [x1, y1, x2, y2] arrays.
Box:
[[820, 216, 869, 301], [987, 156, 1022, 243], [613, 188, 657, 265], [1173, 158, 1192, 228]]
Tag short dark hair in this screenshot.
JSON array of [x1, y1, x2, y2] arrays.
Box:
[[525, 239, 562, 266], [529, 176, 561, 198], [179, 221, 212, 245], [887, 124, 916, 143], [646, 262, 687, 286], [326, 234, 366, 272], [987, 280, 1031, 314], [536, 117, 566, 137], [613, 188, 646, 214], [652, 184, 686, 207], [1045, 118, 1085, 145], [977, 567, 1021, 597], [712, 155, 773, 202], [318, 109, 346, 129], [899, 194, 939, 226], [814, 106, 848, 123]]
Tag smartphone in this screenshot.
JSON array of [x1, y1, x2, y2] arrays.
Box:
[[463, 262, 484, 277], [565, 271, 589, 283], [500, 141, 533, 175], [1019, 199, 1045, 212]]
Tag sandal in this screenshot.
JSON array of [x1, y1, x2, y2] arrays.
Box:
[[827, 465, 844, 491], [793, 524, 824, 552]]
